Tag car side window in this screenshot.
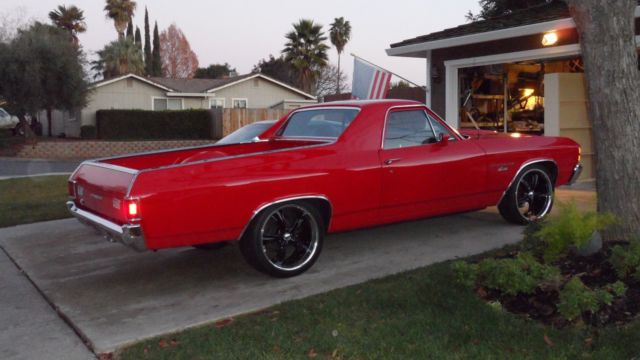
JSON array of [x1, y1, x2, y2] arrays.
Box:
[[383, 110, 436, 150], [427, 114, 457, 142]]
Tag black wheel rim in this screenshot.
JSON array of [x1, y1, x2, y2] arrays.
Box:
[[515, 169, 553, 221], [260, 204, 319, 272]]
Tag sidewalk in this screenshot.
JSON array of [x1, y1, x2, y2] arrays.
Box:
[[0, 249, 94, 360], [0, 157, 80, 179]]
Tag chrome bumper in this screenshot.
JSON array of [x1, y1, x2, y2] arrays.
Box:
[[567, 163, 583, 185], [66, 201, 146, 251]]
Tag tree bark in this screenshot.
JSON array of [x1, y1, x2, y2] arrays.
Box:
[[46, 107, 52, 137], [336, 52, 341, 95], [564, 0, 640, 240]]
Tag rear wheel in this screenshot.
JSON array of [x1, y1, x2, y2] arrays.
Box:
[[498, 164, 554, 225], [240, 201, 324, 278]]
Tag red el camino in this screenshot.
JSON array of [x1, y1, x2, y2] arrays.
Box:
[[67, 100, 582, 277]]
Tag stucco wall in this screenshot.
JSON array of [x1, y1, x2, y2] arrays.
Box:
[[81, 78, 166, 126]]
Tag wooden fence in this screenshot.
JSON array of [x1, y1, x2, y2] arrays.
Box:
[[211, 108, 291, 138]]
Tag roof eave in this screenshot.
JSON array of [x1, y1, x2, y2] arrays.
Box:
[[387, 6, 640, 58]]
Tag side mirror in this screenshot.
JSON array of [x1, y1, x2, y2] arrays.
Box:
[[437, 133, 449, 145]]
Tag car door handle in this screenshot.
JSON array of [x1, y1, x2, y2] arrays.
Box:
[[384, 158, 401, 165]]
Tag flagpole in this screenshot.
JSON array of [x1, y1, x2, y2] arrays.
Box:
[[351, 53, 424, 89]]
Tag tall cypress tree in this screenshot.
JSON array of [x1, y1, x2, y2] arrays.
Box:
[[143, 7, 152, 75], [151, 21, 161, 76], [134, 26, 142, 51], [126, 18, 134, 39]]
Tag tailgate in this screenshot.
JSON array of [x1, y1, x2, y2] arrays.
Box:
[[69, 163, 137, 224]]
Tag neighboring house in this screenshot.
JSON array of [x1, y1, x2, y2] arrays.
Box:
[[72, 73, 316, 134], [387, 2, 640, 180]]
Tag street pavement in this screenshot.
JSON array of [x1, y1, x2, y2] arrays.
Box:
[[0, 158, 80, 179], [0, 188, 596, 356]]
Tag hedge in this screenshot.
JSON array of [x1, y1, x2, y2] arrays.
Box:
[[80, 125, 97, 139], [96, 109, 213, 140]]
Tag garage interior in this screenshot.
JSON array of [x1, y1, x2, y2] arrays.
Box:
[[458, 57, 584, 134]]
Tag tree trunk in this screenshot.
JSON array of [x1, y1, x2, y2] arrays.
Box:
[[46, 107, 52, 137], [336, 52, 341, 95], [564, 0, 640, 240]]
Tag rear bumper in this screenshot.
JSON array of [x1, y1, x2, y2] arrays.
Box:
[[66, 201, 146, 251], [567, 163, 583, 185]]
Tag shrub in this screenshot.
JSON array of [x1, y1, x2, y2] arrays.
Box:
[[609, 240, 640, 280], [80, 125, 97, 139], [557, 277, 619, 321], [96, 109, 213, 140], [534, 202, 616, 261], [453, 253, 561, 295]]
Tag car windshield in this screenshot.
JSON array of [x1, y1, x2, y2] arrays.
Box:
[[0, 108, 8, 117], [217, 121, 275, 145], [278, 108, 359, 139]]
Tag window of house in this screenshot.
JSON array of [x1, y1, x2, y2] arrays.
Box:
[[209, 98, 225, 109], [232, 98, 248, 109], [153, 98, 183, 111]]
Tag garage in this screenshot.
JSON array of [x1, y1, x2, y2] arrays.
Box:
[[387, 1, 640, 181]]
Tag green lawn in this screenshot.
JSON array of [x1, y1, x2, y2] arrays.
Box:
[[119, 254, 640, 359], [0, 175, 71, 228]]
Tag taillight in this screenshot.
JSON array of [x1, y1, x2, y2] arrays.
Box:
[[578, 146, 582, 162], [124, 198, 141, 221], [68, 181, 76, 198]]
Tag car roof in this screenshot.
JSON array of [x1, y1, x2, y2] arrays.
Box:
[[298, 99, 423, 110]]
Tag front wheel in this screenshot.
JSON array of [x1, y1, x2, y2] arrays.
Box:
[[498, 164, 554, 225], [240, 201, 324, 278]]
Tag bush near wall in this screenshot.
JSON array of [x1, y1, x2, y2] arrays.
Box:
[[96, 110, 213, 140], [80, 125, 97, 139]]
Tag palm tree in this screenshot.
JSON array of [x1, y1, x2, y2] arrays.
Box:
[[92, 38, 144, 79], [104, 0, 137, 39], [48, 5, 87, 45], [282, 19, 329, 94], [329, 17, 351, 95]]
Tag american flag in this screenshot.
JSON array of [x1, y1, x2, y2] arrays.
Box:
[[351, 57, 392, 100]]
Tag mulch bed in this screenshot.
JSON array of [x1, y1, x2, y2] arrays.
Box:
[[477, 242, 640, 328]]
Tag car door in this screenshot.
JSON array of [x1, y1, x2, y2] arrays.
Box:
[[379, 107, 487, 221]]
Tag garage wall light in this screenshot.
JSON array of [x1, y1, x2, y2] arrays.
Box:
[[542, 31, 558, 46]]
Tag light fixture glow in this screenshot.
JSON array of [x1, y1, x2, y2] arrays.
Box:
[[542, 31, 558, 46], [128, 203, 138, 217], [510, 133, 522, 138]]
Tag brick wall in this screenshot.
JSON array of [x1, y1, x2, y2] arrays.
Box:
[[15, 139, 214, 159]]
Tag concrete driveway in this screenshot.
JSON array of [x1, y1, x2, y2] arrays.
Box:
[[0, 187, 595, 356]]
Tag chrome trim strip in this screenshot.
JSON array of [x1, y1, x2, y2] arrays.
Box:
[[497, 158, 558, 205], [237, 195, 333, 241], [67, 201, 146, 251], [567, 163, 583, 185]]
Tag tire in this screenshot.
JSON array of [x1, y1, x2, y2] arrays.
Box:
[[240, 201, 325, 278], [14, 123, 24, 137], [193, 242, 228, 250], [498, 164, 554, 225]]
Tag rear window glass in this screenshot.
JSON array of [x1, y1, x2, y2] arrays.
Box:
[[278, 108, 359, 139]]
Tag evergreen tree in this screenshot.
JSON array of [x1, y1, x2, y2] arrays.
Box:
[[151, 21, 161, 76], [134, 26, 142, 51], [126, 18, 133, 39], [144, 7, 152, 75]]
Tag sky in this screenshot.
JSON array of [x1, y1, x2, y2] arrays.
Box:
[[3, 0, 480, 86]]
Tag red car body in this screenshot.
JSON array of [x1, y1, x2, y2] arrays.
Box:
[[67, 100, 581, 256]]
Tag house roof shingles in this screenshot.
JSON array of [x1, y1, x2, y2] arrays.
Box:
[[390, 1, 571, 48], [149, 73, 255, 93]]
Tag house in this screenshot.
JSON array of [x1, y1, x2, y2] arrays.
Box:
[[45, 73, 316, 137], [387, 1, 640, 180]]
